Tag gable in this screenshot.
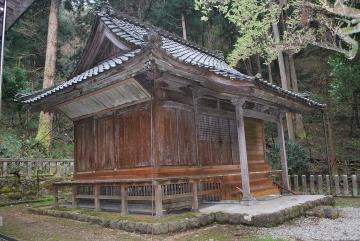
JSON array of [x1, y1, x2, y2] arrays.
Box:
[[72, 19, 134, 76]]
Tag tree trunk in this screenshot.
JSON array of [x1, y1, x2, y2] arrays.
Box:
[[35, 0, 59, 154], [181, 12, 187, 40], [272, 22, 295, 141], [256, 54, 262, 76], [289, 54, 306, 138]]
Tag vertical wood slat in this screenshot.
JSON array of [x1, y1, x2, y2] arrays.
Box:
[[310, 175, 315, 194], [121, 185, 128, 215], [154, 181, 163, 217], [56, 161, 60, 177], [302, 175, 307, 193], [288, 175, 291, 191], [94, 184, 101, 211], [342, 175, 349, 196], [334, 175, 340, 196], [352, 175, 358, 196], [317, 175, 323, 194]]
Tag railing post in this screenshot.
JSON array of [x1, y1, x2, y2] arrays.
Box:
[[192, 181, 199, 211], [42, 160, 46, 174], [302, 175, 307, 193], [352, 175, 358, 196], [154, 181, 163, 217], [71, 185, 77, 208], [94, 184, 101, 211], [342, 175, 349, 196], [334, 175, 340, 196], [326, 175, 331, 194], [56, 161, 60, 177], [2, 161, 7, 176], [53, 186, 59, 208], [288, 175, 291, 190], [27, 161, 32, 177], [121, 185, 128, 215], [317, 175, 323, 194], [49, 161, 54, 175], [310, 175, 315, 194], [293, 175, 299, 192], [34, 161, 38, 176]]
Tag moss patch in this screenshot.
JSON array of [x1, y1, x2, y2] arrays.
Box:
[[335, 197, 360, 208], [48, 207, 199, 224]]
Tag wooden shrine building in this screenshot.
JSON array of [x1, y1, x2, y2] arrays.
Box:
[[18, 9, 325, 216]]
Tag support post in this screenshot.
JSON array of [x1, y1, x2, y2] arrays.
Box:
[[94, 184, 100, 211], [192, 181, 199, 211], [53, 185, 59, 208], [293, 175, 299, 192], [71, 185, 77, 208], [310, 175, 315, 194], [317, 175, 323, 194], [302, 175, 307, 193], [352, 175, 358, 196], [288, 175, 292, 190], [27, 161, 32, 177], [334, 175, 340, 196], [2, 161, 7, 176], [121, 185, 128, 215], [233, 98, 256, 204], [277, 114, 290, 191], [342, 175, 349, 196], [55, 161, 60, 177], [326, 175, 331, 194], [154, 181, 163, 217]]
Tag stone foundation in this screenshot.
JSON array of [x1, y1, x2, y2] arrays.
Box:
[[28, 195, 334, 235]]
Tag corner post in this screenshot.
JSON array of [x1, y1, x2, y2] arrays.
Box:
[[233, 98, 256, 204], [277, 113, 290, 191]]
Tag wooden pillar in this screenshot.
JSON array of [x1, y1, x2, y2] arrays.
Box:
[[154, 181, 163, 217], [277, 114, 290, 191], [317, 175, 323, 194], [94, 184, 100, 211], [342, 175, 349, 196], [192, 181, 199, 211], [234, 99, 256, 203], [53, 185, 59, 208], [334, 175, 340, 195], [293, 175, 299, 192], [121, 185, 128, 215], [310, 175, 315, 194], [326, 175, 331, 194], [55, 161, 60, 177], [71, 185, 77, 208]]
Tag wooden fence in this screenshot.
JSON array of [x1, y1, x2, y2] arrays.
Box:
[[0, 158, 74, 177], [286, 174, 359, 197]]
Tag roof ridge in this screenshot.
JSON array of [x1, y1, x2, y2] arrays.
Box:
[[99, 11, 225, 61]]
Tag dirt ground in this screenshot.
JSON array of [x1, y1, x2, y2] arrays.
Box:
[[0, 197, 359, 241]]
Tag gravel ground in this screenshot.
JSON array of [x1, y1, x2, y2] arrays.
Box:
[[259, 207, 360, 241]]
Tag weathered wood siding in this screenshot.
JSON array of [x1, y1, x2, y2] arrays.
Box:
[[75, 105, 151, 173]]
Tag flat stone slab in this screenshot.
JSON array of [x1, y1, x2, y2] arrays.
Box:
[[200, 195, 328, 216]]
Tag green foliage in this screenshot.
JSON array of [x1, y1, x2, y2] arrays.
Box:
[[0, 133, 22, 158], [267, 141, 310, 174], [2, 66, 31, 100]]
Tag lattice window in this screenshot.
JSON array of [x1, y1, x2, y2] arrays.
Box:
[[199, 114, 232, 143]]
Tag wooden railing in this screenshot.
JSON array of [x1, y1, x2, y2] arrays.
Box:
[[0, 158, 74, 177], [278, 174, 359, 197]]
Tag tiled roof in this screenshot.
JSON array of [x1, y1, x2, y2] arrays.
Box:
[[18, 11, 325, 108], [17, 49, 142, 103]]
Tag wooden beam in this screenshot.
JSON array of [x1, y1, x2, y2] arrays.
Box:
[[233, 98, 256, 204], [277, 114, 290, 191], [243, 109, 278, 123], [121, 185, 128, 215], [154, 181, 163, 217]]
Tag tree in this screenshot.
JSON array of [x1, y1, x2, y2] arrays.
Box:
[[35, 0, 59, 154]]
